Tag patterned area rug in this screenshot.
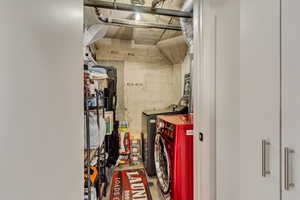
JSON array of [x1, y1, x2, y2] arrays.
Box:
[[109, 169, 153, 200]]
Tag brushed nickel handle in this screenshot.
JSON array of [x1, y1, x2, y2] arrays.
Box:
[[262, 140, 271, 177], [285, 147, 295, 191]]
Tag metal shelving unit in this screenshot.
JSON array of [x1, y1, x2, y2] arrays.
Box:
[[84, 87, 92, 200], [84, 65, 118, 200], [85, 89, 109, 200]]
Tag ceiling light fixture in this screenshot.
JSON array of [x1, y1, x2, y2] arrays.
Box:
[[135, 12, 141, 21]]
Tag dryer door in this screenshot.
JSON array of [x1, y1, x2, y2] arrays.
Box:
[[154, 133, 171, 194]]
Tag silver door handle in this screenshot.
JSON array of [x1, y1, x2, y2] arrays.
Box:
[[262, 140, 271, 177], [284, 147, 295, 190]]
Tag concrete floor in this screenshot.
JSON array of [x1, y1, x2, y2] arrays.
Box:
[[147, 176, 164, 200]]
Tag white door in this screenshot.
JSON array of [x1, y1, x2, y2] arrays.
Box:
[[0, 1, 83, 200], [281, 0, 300, 198], [240, 0, 281, 199], [193, 0, 217, 199], [213, 0, 240, 199]]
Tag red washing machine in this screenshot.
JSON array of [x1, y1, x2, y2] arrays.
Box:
[[154, 114, 193, 200]]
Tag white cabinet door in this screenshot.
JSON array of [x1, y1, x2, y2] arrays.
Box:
[[213, 0, 240, 200], [240, 0, 281, 199], [282, 0, 300, 198]]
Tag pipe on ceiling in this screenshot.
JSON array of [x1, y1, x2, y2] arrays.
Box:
[[98, 16, 182, 31], [85, 0, 193, 18], [180, 0, 193, 51]]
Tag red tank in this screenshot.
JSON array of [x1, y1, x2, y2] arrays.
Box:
[[155, 114, 193, 200]]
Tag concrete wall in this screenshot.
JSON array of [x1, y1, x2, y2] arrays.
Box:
[[95, 38, 170, 64], [96, 38, 185, 135], [124, 61, 180, 134], [173, 63, 183, 100]]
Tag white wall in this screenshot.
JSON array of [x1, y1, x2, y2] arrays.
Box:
[[0, 1, 83, 200]]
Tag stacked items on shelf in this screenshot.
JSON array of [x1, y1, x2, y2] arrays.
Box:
[[84, 65, 118, 200], [116, 122, 143, 166], [84, 65, 107, 200], [117, 121, 131, 165], [84, 112, 106, 150], [84, 65, 102, 200], [104, 111, 114, 135], [130, 139, 143, 165], [84, 166, 98, 200], [84, 187, 97, 200]]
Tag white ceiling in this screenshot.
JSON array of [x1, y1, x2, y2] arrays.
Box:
[[84, 0, 186, 45]]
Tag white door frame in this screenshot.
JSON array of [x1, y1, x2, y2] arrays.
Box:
[[193, 0, 217, 200]]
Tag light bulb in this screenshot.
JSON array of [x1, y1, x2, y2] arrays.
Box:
[[135, 13, 141, 21]]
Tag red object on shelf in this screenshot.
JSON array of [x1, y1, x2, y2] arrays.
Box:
[[155, 114, 194, 200], [119, 132, 131, 155]]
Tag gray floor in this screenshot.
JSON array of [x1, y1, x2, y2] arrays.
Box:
[[147, 176, 164, 200]]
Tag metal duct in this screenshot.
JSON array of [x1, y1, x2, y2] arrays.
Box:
[[157, 35, 188, 64], [180, 0, 193, 52], [84, 8, 108, 66], [84, 23, 108, 46], [85, 0, 193, 18], [98, 16, 182, 31]]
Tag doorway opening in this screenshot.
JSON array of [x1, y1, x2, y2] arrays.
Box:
[[83, 1, 194, 199]]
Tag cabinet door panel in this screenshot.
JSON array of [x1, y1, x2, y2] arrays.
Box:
[[282, 0, 300, 198], [240, 0, 281, 199], [213, 0, 240, 200]]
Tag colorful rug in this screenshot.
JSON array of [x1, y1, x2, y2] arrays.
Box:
[[110, 169, 153, 200]]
